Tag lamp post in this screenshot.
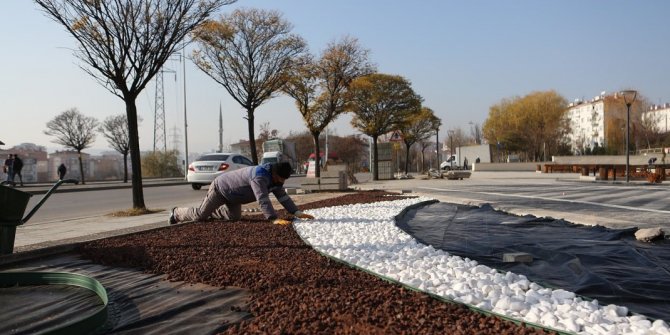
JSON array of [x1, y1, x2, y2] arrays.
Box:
[[620, 90, 637, 183], [435, 127, 440, 170], [448, 130, 454, 169]]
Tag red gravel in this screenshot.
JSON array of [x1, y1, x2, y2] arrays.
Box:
[[78, 191, 555, 335]]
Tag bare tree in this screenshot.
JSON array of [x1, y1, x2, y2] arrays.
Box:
[[44, 108, 98, 184], [192, 8, 306, 164], [398, 107, 439, 174], [348, 73, 422, 180], [99, 114, 134, 183], [283, 37, 374, 177], [35, 0, 234, 209]]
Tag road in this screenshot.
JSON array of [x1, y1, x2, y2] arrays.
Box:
[[21, 177, 309, 225], [20, 171, 670, 230], [361, 172, 670, 230]]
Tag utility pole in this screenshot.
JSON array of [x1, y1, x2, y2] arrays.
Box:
[[153, 70, 167, 152]]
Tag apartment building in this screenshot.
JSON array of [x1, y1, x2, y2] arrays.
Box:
[[0, 143, 48, 183], [642, 104, 670, 134], [1, 143, 128, 183], [565, 92, 642, 154]]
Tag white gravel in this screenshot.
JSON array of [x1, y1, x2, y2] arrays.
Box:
[[293, 197, 670, 335]]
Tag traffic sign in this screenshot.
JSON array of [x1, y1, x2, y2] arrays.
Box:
[[390, 130, 403, 142]]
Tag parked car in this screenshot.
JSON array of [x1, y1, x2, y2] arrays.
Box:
[[187, 153, 254, 190]]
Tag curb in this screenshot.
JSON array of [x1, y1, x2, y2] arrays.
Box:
[[20, 181, 188, 195]]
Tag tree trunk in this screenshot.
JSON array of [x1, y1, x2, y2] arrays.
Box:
[[421, 149, 426, 172], [404, 141, 412, 174], [125, 96, 146, 210], [372, 135, 379, 181], [312, 132, 321, 178], [123, 152, 128, 183], [77, 150, 86, 184], [247, 108, 258, 164]]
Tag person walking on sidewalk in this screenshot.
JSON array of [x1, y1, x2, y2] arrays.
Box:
[[57, 163, 67, 180], [169, 162, 315, 225], [4, 154, 14, 183], [12, 154, 23, 186]]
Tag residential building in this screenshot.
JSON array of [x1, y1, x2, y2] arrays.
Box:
[[48, 150, 92, 182], [642, 104, 670, 134], [565, 92, 642, 154], [0, 143, 48, 183]]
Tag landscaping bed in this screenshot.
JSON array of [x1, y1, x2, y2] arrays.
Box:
[[77, 191, 554, 334]]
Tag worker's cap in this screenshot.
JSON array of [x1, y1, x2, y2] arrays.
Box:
[[273, 162, 292, 179]]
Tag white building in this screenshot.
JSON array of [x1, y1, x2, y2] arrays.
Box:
[[565, 93, 606, 153], [642, 104, 670, 134], [565, 92, 640, 154]]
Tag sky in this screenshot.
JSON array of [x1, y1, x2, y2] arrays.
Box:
[[2, 0, 670, 156]]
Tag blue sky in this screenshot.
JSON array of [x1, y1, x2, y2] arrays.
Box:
[[2, 0, 670, 155]]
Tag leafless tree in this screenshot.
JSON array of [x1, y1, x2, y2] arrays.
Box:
[[192, 8, 306, 164], [99, 114, 135, 183], [35, 0, 234, 209], [44, 108, 98, 184], [283, 36, 374, 177]]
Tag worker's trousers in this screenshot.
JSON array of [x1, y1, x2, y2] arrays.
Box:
[[173, 180, 242, 223]]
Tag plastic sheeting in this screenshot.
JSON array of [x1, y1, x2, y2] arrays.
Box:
[[396, 202, 670, 321], [0, 254, 250, 334]]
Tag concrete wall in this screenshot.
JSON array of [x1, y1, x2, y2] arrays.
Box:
[[456, 144, 493, 165], [551, 155, 660, 165], [472, 162, 538, 171]]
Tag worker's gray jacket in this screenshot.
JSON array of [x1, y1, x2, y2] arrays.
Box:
[[214, 163, 298, 220]]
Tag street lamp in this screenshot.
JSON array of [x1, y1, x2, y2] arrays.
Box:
[[620, 90, 637, 182], [448, 130, 455, 169], [435, 127, 440, 170]]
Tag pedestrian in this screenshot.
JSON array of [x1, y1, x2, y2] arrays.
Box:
[[57, 163, 67, 180], [463, 157, 469, 170], [12, 154, 23, 186], [169, 162, 315, 225], [4, 154, 14, 183]]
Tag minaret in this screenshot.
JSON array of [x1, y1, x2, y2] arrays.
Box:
[[218, 102, 223, 153]]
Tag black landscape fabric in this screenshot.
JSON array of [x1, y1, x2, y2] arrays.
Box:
[[0, 254, 250, 334], [396, 202, 670, 321]]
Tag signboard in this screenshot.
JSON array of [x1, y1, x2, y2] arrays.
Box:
[[389, 130, 403, 142], [306, 161, 317, 178]]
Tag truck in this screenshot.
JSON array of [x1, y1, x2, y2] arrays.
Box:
[[261, 139, 297, 172], [440, 155, 460, 170]]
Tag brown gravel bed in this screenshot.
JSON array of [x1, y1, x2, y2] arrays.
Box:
[[78, 191, 555, 335]]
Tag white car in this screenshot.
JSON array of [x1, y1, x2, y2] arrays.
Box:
[[187, 153, 254, 190]]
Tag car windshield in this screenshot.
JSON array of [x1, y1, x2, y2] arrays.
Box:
[[196, 154, 229, 162]]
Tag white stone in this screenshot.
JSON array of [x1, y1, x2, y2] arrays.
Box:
[[635, 227, 664, 242]]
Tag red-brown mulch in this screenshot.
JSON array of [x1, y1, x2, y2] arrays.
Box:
[[77, 191, 555, 335]]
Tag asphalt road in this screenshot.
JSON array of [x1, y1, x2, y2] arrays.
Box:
[[384, 173, 670, 230], [19, 171, 670, 230], [20, 176, 311, 226], [23, 185, 202, 225]]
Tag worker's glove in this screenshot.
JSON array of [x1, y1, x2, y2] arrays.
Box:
[[294, 211, 315, 220], [273, 219, 292, 225]]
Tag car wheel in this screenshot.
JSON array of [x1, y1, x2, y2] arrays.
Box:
[[191, 183, 202, 190]]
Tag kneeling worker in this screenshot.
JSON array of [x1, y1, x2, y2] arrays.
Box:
[[169, 162, 314, 225]]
